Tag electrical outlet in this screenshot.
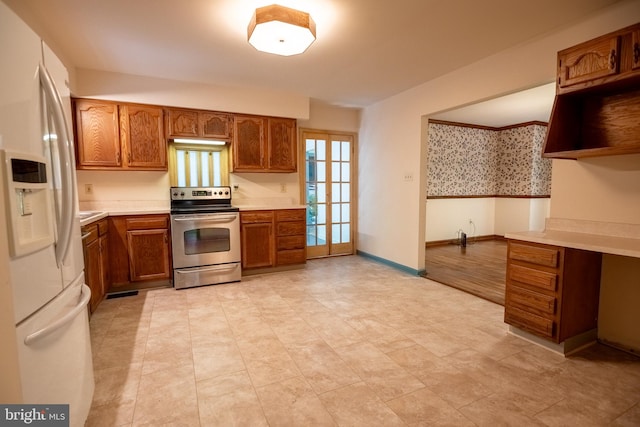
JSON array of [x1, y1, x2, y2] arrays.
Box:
[[280, 183, 287, 193], [85, 184, 93, 195], [469, 218, 473, 224]]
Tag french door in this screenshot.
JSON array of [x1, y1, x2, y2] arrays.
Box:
[[302, 130, 356, 258]]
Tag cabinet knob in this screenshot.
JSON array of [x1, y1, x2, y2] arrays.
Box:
[[634, 42, 639, 66]]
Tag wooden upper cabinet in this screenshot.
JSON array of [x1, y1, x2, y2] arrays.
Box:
[[74, 99, 121, 168], [558, 35, 620, 88], [233, 115, 266, 171], [165, 108, 232, 140], [201, 112, 232, 139], [74, 98, 167, 170], [267, 118, 297, 172], [119, 104, 166, 170], [543, 23, 640, 159], [233, 115, 297, 172]]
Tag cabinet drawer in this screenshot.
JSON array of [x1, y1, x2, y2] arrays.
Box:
[[81, 224, 99, 244], [277, 221, 305, 236], [508, 264, 558, 293], [126, 216, 168, 230], [505, 306, 555, 339], [507, 284, 556, 316], [241, 211, 274, 224], [276, 249, 306, 265], [97, 219, 109, 236], [277, 235, 305, 250], [276, 209, 306, 222], [509, 243, 559, 268]]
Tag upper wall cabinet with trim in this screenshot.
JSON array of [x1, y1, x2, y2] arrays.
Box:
[[232, 115, 297, 173], [543, 23, 640, 159], [165, 108, 232, 140], [74, 99, 167, 170]]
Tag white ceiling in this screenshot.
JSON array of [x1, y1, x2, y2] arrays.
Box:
[[4, 0, 621, 120]]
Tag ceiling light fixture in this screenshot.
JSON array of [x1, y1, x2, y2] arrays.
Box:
[[247, 4, 316, 56]]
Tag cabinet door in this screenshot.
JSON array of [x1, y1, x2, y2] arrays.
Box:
[[633, 29, 640, 70], [233, 116, 265, 171], [126, 229, 171, 281], [99, 234, 109, 297], [201, 112, 232, 139], [120, 104, 167, 170], [267, 118, 297, 172], [74, 99, 121, 168], [84, 236, 102, 313], [558, 35, 620, 88], [166, 108, 199, 138], [241, 222, 274, 269]]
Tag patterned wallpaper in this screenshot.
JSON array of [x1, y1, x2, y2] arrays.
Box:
[[427, 122, 551, 197]]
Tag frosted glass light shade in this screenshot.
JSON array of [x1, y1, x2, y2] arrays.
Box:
[[248, 4, 316, 56]]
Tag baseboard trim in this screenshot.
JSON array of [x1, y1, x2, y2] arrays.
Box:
[[426, 234, 505, 248], [356, 250, 425, 276]]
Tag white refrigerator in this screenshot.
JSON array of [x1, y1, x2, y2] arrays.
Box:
[[0, 3, 94, 426]]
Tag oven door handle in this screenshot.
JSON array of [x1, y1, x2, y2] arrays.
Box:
[[172, 215, 237, 223], [176, 264, 240, 274]]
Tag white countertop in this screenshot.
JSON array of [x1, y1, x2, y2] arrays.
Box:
[[236, 205, 307, 211], [505, 218, 640, 258]]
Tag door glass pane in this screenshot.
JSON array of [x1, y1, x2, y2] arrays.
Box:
[[317, 161, 326, 182], [316, 140, 326, 161], [341, 163, 350, 182], [332, 183, 340, 203], [316, 204, 327, 224], [332, 203, 340, 222], [306, 225, 316, 246], [341, 224, 350, 243], [317, 225, 326, 244], [331, 224, 341, 244], [341, 203, 350, 222], [341, 183, 350, 202], [341, 141, 350, 161], [332, 162, 340, 182], [317, 183, 326, 203], [332, 140, 341, 160]]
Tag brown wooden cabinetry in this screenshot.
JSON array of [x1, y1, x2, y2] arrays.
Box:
[[233, 115, 297, 172], [544, 23, 640, 159], [240, 211, 274, 269], [73, 98, 167, 170], [275, 209, 306, 265], [165, 108, 232, 140], [240, 208, 307, 270], [504, 240, 602, 343], [81, 219, 109, 313], [108, 214, 171, 288]]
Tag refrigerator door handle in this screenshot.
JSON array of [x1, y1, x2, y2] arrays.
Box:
[[39, 64, 76, 267], [24, 284, 91, 345]]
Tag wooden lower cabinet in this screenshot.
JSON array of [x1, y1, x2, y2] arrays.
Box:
[[504, 240, 602, 343], [275, 209, 306, 266], [108, 214, 171, 288], [240, 208, 307, 271], [82, 219, 109, 313], [240, 211, 275, 269]]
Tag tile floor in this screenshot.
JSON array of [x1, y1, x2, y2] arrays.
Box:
[[86, 256, 640, 426]]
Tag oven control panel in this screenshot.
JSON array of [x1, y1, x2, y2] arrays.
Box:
[[170, 186, 231, 201]]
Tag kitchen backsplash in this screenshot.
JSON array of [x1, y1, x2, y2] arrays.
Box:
[[427, 122, 551, 197]]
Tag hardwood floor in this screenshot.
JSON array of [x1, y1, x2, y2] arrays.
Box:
[[423, 239, 507, 305]]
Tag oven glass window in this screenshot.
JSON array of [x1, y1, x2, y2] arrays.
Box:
[[184, 227, 230, 255]]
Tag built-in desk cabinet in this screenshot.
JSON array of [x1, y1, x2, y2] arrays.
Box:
[[504, 240, 602, 343]]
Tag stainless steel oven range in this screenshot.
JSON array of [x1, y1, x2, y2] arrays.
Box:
[[170, 186, 241, 289]]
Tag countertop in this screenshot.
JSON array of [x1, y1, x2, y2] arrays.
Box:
[[505, 218, 640, 259]]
